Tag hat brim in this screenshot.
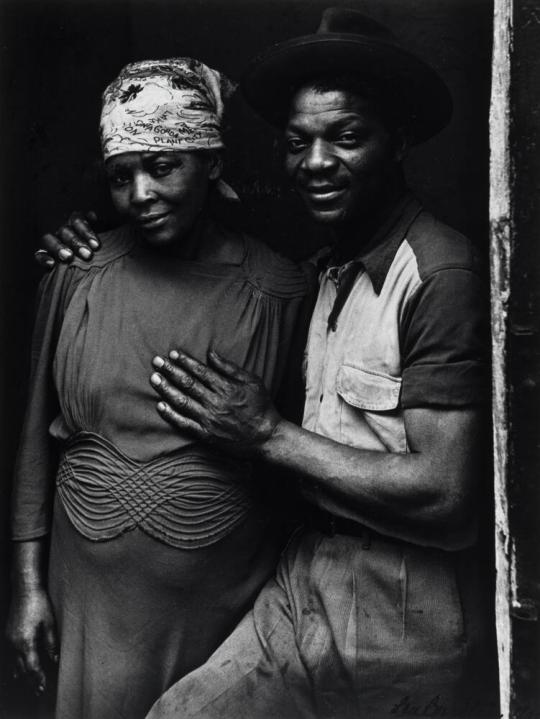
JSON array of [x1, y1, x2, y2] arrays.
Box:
[[241, 34, 452, 144]]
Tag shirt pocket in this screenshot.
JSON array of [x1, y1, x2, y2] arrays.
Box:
[[336, 365, 407, 453]]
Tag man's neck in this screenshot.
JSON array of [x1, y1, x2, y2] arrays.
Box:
[[329, 181, 407, 264]]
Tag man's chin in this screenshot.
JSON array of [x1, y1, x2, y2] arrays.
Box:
[[141, 233, 174, 245], [305, 205, 348, 225]]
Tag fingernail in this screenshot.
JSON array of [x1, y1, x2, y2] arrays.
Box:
[[157, 401, 167, 411], [59, 249, 73, 260], [45, 259, 55, 268], [88, 238, 100, 249], [169, 350, 179, 360], [150, 372, 162, 385], [79, 247, 92, 260], [152, 356, 165, 368]]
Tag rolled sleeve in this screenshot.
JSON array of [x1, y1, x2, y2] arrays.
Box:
[[400, 268, 490, 408]]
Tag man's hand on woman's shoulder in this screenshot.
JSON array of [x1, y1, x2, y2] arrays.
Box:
[[35, 211, 101, 269]]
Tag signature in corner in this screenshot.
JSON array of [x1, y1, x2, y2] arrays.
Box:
[[389, 694, 505, 718]]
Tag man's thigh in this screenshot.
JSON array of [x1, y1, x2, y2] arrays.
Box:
[[146, 571, 316, 719]]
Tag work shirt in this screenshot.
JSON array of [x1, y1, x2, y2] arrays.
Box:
[[303, 193, 488, 457]]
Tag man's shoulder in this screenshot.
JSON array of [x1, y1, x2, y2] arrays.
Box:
[[244, 234, 314, 299], [404, 211, 484, 282]]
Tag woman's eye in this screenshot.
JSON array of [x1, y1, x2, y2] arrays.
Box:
[[151, 163, 174, 177], [286, 138, 308, 154], [108, 173, 130, 187]]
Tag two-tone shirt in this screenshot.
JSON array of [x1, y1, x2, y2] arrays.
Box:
[[303, 194, 488, 456]]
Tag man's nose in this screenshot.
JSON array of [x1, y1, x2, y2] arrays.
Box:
[[303, 139, 337, 173], [131, 173, 156, 205]]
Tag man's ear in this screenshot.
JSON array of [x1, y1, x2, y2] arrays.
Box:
[[393, 128, 410, 163], [208, 152, 223, 181]]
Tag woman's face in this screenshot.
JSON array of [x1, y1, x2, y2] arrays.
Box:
[[105, 151, 220, 247]]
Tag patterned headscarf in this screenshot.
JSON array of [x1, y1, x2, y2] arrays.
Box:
[[100, 57, 235, 156], [100, 58, 239, 200]]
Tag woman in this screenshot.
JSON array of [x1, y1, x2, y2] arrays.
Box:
[[7, 57, 311, 719]]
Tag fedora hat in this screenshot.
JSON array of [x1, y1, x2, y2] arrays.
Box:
[[241, 7, 452, 144]]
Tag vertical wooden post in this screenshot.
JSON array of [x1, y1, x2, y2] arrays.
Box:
[[490, 1, 540, 716], [490, 1, 513, 717]]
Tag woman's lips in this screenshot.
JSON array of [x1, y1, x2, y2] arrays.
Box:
[[137, 212, 170, 229]]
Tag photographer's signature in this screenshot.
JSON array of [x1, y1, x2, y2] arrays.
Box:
[[389, 694, 531, 718]]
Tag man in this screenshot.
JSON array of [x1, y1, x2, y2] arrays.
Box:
[[39, 9, 496, 718]]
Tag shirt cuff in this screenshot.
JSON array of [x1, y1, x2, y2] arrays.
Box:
[[11, 527, 50, 542], [401, 360, 490, 408]]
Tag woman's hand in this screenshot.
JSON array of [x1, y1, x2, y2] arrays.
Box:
[[150, 349, 282, 457], [35, 210, 101, 269], [6, 586, 57, 695]]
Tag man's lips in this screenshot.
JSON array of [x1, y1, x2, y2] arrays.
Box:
[[137, 211, 170, 229], [302, 185, 347, 203]]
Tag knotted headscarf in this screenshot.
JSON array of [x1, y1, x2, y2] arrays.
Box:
[[100, 58, 238, 199]]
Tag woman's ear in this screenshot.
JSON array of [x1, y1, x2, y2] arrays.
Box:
[[208, 152, 223, 181]]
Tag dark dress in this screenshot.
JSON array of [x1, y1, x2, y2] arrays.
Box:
[[11, 221, 312, 719]]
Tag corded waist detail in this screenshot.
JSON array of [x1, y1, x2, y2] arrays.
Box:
[[56, 432, 254, 549]]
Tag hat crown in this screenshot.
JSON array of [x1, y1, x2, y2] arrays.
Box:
[[317, 7, 396, 43], [241, 7, 452, 144]]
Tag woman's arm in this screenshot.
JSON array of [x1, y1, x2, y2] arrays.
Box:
[[6, 540, 57, 695], [8, 267, 70, 688]]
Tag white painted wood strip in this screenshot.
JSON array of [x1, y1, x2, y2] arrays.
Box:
[[489, 0, 514, 716]]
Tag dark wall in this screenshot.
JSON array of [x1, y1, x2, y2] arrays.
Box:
[[0, 0, 493, 715], [508, 0, 540, 712]]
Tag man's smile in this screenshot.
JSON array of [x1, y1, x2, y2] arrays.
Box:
[[302, 184, 348, 203]]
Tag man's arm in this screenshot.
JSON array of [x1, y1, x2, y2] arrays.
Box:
[[149, 350, 482, 550], [35, 211, 101, 268], [258, 407, 481, 549]]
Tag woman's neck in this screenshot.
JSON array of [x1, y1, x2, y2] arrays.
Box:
[[135, 210, 244, 265]]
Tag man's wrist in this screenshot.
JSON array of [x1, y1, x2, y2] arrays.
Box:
[[256, 417, 297, 463]]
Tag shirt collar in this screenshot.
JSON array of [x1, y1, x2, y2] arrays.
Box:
[[327, 192, 423, 295]]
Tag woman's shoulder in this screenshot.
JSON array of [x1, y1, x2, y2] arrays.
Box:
[[243, 234, 314, 299], [34, 226, 136, 320], [69, 224, 136, 270]]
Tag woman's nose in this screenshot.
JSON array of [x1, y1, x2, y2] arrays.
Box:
[[303, 139, 337, 173], [130, 173, 156, 205]]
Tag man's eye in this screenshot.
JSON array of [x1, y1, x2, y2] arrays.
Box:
[[336, 133, 362, 147], [286, 138, 308, 154]]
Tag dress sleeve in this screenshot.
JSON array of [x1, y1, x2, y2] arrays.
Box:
[[11, 267, 71, 541], [400, 267, 490, 408]]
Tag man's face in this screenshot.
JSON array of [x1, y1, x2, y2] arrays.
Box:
[[284, 85, 398, 226]]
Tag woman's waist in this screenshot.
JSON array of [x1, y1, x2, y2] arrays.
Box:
[[55, 431, 258, 548], [49, 404, 215, 460], [56, 430, 251, 488]]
